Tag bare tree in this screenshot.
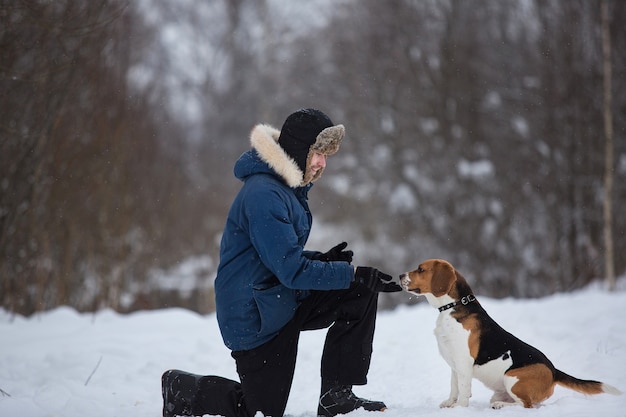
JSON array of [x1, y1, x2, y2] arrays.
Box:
[[0, 1, 196, 315], [3, 0, 625, 315], [601, 0, 615, 291]]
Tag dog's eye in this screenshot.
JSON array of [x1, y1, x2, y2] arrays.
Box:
[[417, 266, 424, 273]]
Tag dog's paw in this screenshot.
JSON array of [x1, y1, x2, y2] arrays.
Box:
[[491, 401, 516, 409], [440, 397, 470, 408], [439, 399, 458, 408], [439, 400, 454, 408]]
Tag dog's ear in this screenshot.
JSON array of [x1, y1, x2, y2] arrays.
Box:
[[431, 261, 456, 297]]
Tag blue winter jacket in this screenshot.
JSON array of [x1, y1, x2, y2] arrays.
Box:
[[214, 124, 354, 351]]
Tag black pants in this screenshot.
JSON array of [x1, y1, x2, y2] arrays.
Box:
[[177, 282, 379, 417]]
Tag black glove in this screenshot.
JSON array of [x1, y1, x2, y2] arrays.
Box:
[[314, 242, 353, 263], [355, 266, 403, 293]]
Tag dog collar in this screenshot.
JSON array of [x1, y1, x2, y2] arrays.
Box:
[[438, 294, 477, 312]]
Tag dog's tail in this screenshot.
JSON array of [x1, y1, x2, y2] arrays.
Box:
[[554, 369, 622, 396]]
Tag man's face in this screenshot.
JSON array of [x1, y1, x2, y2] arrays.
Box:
[[308, 152, 327, 177]]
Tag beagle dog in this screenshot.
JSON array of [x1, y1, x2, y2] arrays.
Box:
[[399, 259, 621, 409]]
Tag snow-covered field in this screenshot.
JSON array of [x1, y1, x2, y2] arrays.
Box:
[[1, 283, 625, 417]]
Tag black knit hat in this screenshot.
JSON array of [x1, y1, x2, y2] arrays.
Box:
[[278, 108, 335, 174]]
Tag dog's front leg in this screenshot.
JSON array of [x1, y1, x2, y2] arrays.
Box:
[[440, 362, 473, 407], [435, 314, 474, 407], [453, 368, 473, 406], [440, 370, 459, 408]]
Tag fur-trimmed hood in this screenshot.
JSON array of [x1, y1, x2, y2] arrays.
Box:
[[238, 122, 343, 188]]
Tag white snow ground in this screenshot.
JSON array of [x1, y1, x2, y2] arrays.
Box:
[[1, 282, 625, 417]]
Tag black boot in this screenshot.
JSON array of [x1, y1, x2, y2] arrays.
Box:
[[318, 386, 386, 417], [162, 369, 202, 417]]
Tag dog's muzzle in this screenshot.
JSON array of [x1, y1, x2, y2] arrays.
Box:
[[399, 273, 411, 290], [400, 273, 421, 294]]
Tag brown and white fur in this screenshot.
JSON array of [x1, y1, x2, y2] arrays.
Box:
[[399, 259, 621, 409]]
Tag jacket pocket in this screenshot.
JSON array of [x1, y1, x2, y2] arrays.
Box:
[[252, 283, 299, 337]]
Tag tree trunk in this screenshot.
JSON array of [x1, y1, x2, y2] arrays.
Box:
[[601, 0, 615, 291]]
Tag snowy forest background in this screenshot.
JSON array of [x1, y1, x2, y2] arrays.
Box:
[[2, 0, 625, 316]]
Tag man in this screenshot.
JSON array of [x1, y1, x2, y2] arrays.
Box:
[[162, 108, 401, 417]]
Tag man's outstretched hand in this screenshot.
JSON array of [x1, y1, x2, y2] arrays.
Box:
[[355, 267, 402, 293], [316, 242, 354, 263]]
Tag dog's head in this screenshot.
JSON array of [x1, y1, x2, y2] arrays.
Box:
[[400, 259, 457, 303]]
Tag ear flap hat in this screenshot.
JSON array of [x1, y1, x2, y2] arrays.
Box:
[[278, 108, 344, 184]]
